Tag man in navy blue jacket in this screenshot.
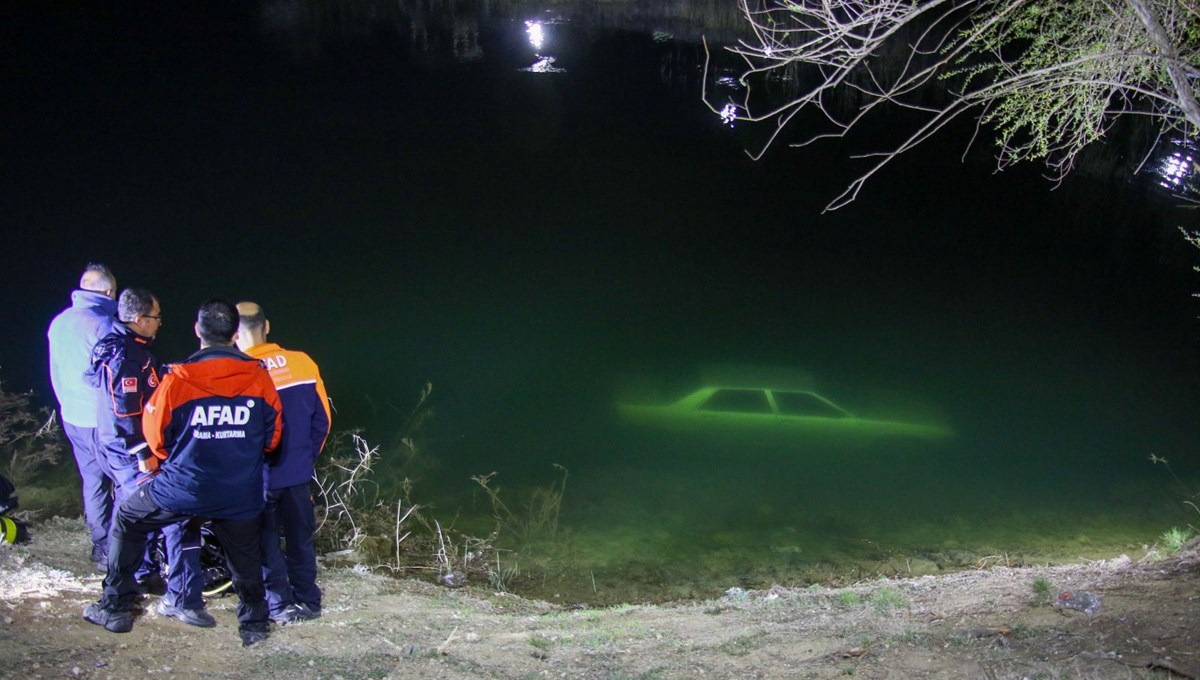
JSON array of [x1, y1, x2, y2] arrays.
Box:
[[87, 288, 209, 627], [236, 301, 331, 624], [47, 263, 118, 568]]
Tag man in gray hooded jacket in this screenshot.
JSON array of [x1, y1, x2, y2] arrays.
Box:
[[47, 263, 118, 568]]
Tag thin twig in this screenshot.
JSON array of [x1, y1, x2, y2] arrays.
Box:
[[436, 626, 459, 655]]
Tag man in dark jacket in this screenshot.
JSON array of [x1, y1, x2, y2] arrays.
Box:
[[86, 288, 208, 625], [47, 263, 118, 567], [83, 299, 283, 647], [236, 301, 331, 624]]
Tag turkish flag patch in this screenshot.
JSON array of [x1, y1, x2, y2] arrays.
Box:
[[121, 377, 138, 394]]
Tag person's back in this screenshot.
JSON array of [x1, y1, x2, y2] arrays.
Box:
[[46, 263, 118, 567], [144, 345, 282, 520], [243, 343, 330, 489], [48, 289, 117, 427]]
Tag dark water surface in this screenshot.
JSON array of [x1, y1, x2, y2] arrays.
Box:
[[4, 1, 1199, 603]]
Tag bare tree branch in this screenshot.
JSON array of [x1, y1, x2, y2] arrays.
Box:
[[704, 0, 1200, 211]]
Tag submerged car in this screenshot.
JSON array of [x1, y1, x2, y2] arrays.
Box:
[[617, 386, 953, 448]]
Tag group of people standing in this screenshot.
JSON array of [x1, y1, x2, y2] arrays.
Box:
[[46, 263, 332, 647]]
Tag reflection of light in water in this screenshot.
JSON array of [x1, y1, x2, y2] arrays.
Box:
[[519, 19, 565, 73], [719, 103, 738, 126], [525, 21, 544, 51], [1151, 138, 1199, 198], [716, 75, 740, 88], [1160, 151, 1193, 187], [520, 56, 566, 73]]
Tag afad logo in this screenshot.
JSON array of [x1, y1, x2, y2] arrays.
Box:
[[189, 399, 256, 427]]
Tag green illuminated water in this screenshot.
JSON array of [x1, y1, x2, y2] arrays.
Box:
[[4, 0, 1198, 604]]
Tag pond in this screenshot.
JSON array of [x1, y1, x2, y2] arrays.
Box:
[[5, 0, 1199, 604]]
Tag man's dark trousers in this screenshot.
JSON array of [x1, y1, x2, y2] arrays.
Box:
[[261, 483, 321, 615], [102, 485, 269, 632], [62, 422, 113, 562], [106, 457, 162, 583]]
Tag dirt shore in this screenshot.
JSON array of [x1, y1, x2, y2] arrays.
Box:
[[2, 517, 1198, 679]]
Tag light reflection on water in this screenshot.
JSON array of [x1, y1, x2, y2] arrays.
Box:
[[521, 55, 566, 74], [1156, 137, 1198, 199], [524, 20, 544, 51]]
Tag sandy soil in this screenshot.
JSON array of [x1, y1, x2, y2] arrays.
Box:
[[1, 517, 1198, 680]]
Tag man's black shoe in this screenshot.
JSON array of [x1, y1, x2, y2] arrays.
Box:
[[270, 603, 319, 625], [156, 599, 217, 628], [90, 546, 108, 573], [240, 628, 269, 647], [82, 603, 133, 633]]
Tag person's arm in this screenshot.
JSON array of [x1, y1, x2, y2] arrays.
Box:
[[261, 371, 284, 454], [105, 350, 156, 471], [141, 373, 174, 473], [311, 368, 332, 456]]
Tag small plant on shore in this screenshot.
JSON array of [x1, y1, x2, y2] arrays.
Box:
[[869, 587, 906, 613], [1161, 526, 1195, 554], [715, 633, 757, 657], [892, 630, 928, 645], [947, 633, 973, 648], [1032, 577, 1053, 600], [835, 591, 861, 607], [487, 554, 520, 592]]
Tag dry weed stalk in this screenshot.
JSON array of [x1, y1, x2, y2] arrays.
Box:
[[309, 385, 507, 583], [314, 431, 382, 553], [431, 518, 496, 585], [0, 379, 65, 487]]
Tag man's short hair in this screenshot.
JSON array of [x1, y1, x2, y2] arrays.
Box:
[[197, 299, 239, 345], [80, 263, 116, 293], [117, 288, 157, 323], [238, 304, 267, 334]]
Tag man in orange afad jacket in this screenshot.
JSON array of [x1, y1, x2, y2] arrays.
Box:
[[83, 300, 283, 648], [236, 301, 331, 625]]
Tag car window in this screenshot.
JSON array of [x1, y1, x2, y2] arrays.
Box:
[[773, 391, 849, 418], [698, 389, 772, 414]]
